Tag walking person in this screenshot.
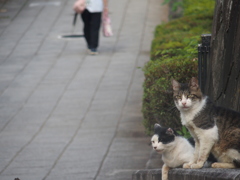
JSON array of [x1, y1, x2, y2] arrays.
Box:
[[73, 0, 108, 55]]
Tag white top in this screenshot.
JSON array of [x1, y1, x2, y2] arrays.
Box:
[[86, 0, 103, 12]]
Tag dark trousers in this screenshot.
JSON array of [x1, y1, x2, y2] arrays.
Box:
[[81, 9, 102, 49]]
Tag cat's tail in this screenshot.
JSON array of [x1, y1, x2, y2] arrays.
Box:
[[233, 159, 240, 168]]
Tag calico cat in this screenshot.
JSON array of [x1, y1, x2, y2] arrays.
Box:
[[151, 123, 194, 180], [171, 77, 240, 169]]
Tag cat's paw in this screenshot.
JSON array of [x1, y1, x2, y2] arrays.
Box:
[[162, 176, 168, 180], [211, 162, 235, 168], [183, 163, 192, 168], [190, 163, 204, 169], [162, 171, 168, 180], [211, 163, 220, 168]]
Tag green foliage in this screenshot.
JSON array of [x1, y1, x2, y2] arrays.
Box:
[[162, 0, 171, 5], [151, 14, 213, 60], [142, 0, 215, 135], [183, 0, 215, 16], [162, 0, 183, 12], [162, 0, 215, 16], [177, 126, 192, 138]]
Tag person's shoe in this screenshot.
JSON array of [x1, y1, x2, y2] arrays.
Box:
[[88, 48, 98, 55]]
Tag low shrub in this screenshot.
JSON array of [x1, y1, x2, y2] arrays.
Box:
[[183, 0, 215, 16], [142, 0, 215, 135]]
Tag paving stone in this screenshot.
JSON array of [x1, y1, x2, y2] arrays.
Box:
[[0, 0, 166, 180]]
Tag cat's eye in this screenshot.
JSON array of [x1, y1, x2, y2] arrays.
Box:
[[175, 95, 181, 99], [152, 141, 154, 143], [187, 94, 195, 98]]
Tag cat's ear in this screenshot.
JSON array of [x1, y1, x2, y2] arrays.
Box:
[[171, 79, 180, 91], [154, 123, 161, 129], [189, 77, 199, 90], [166, 128, 174, 136]]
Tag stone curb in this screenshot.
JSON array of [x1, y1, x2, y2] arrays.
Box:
[[133, 168, 240, 180]]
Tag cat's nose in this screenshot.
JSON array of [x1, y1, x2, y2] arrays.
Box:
[[154, 147, 157, 149], [182, 102, 186, 106]]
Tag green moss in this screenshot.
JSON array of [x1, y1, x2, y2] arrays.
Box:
[[142, 0, 215, 135]]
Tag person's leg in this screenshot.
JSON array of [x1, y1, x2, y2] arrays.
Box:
[[89, 12, 101, 50], [81, 9, 91, 48]]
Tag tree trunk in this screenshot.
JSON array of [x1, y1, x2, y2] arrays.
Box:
[[205, 0, 240, 110]]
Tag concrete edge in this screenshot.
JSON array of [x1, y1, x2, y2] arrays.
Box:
[[132, 168, 240, 180]]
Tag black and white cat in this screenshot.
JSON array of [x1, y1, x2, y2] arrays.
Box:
[[151, 123, 194, 180], [171, 77, 240, 169]]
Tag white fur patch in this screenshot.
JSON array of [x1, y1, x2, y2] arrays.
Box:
[[193, 125, 218, 142], [162, 137, 194, 168], [216, 149, 240, 163], [227, 149, 240, 160]]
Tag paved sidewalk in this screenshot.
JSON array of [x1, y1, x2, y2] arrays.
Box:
[[0, 0, 168, 179]]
